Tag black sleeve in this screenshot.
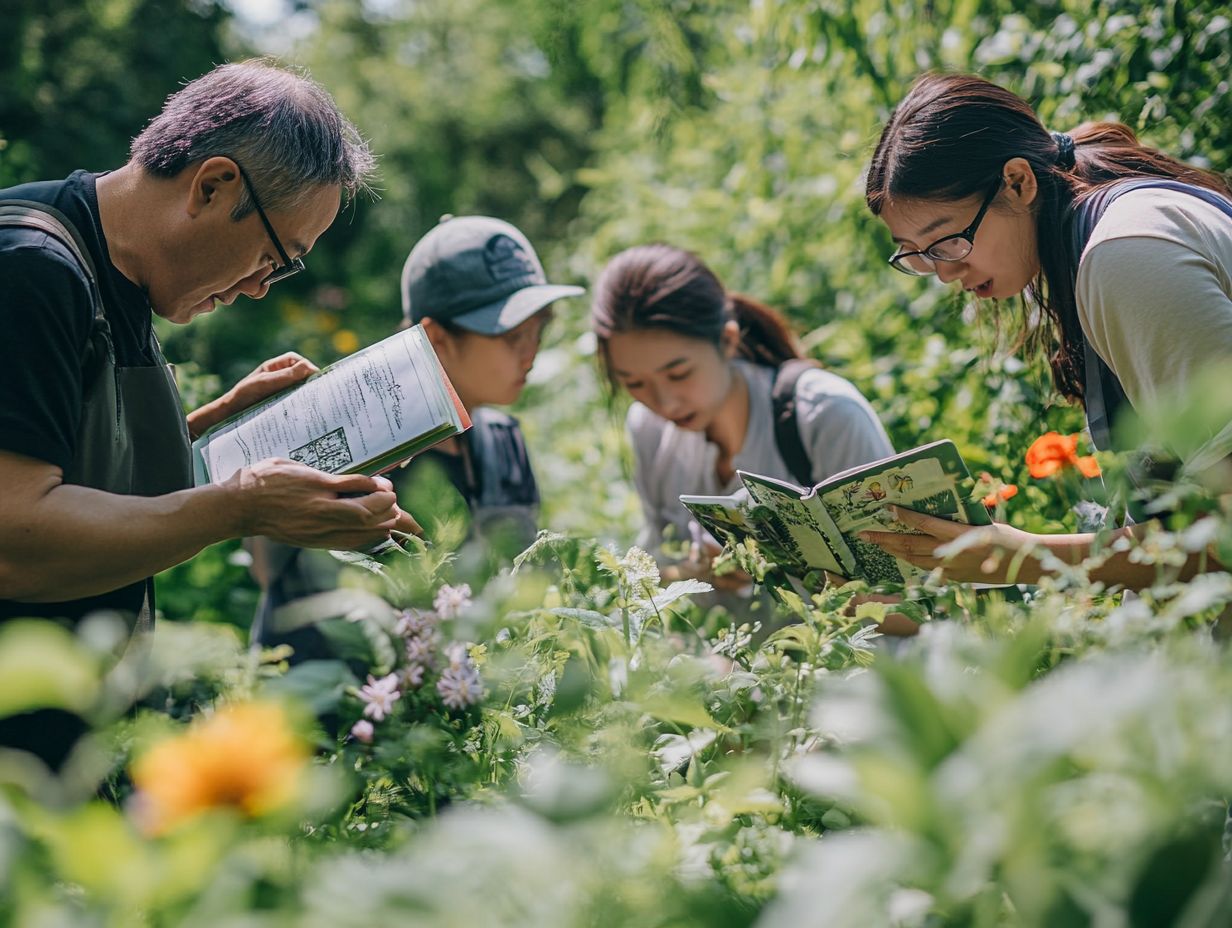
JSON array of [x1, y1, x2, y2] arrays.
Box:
[[0, 239, 95, 470]]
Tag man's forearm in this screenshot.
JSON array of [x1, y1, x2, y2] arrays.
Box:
[[0, 482, 244, 602]]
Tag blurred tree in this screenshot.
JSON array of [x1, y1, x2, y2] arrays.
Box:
[[0, 0, 236, 189]]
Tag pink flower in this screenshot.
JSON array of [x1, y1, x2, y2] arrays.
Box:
[[350, 720, 374, 744], [357, 673, 401, 722]]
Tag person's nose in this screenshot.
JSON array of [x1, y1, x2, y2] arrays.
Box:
[[934, 259, 965, 285], [221, 267, 271, 304], [650, 382, 684, 417]]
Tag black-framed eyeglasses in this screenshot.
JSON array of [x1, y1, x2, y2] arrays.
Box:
[[888, 177, 1003, 277], [234, 162, 305, 286]]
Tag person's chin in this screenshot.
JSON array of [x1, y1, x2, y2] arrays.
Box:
[[158, 295, 216, 324]]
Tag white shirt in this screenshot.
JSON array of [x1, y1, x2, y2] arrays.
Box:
[[627, 359, 894, 550], [1077, 186, 1232, 470]]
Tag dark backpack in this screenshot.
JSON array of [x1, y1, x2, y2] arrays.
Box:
[[771, 358, 823, 486], [1069, 179, 1232, 451]]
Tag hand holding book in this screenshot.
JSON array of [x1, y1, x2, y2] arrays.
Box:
[[191, 325, 471, 486], [859, 504, 1047, 585], [681, 440, 992, 587]]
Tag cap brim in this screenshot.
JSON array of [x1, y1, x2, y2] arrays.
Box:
[[449, 283, 585, 335]]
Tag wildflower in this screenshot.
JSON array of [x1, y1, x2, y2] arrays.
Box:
[[436, 642, 485, 710], [405, 632, 438, 666], [437, 662, 485, 710], [433, 583, 473, 619], [401, 662, 427, 689], [618, 546, 660, 588], [130, 702, 307, 834], [394, 608, 439, 638], [350, 719, 374, 744], [358, 673, 402, 722], [444, 640, 470, 668], [1025, 431, 1101, 479]]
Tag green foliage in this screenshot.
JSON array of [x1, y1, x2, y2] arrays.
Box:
[[5, 0, 1232, 924]]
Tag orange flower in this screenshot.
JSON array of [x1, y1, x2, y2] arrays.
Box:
[[131, 702, 308, 834], [1025, 431, 1101, 479], [982, 483, 1018, 508]]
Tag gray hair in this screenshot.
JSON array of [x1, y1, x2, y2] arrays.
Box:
[[130, 59, 376, 219]]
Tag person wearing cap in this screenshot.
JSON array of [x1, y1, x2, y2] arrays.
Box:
[[249, 216, 582, 661]]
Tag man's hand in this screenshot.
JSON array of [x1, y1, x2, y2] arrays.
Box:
[[226, 459, 418, 551], [187, 353, 319, 439]]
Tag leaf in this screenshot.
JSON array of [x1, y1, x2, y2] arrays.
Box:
[[648, 579, 713, 611], [0, 621, 99, 717], [651, 729, 718, 774], [512, 530, 573, 574], [545, 607, 617, 629], [640, 693, 730, 733], [262, 660, 358, 717]]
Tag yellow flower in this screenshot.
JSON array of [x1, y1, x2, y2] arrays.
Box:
[[332, 329, 361, 354], [131, 702, 308, 834]]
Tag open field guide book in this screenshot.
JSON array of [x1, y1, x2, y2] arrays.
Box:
[[192, 324, 471, 485], [680, 440, 991, 585]]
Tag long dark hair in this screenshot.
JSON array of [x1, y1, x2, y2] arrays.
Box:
[[866, 72, 1231, 401], [591, 244, 801, 390]]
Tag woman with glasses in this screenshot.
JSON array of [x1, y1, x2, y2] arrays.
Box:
[[859, 72, 1232, 588]]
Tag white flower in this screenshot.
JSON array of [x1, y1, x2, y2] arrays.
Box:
[[350, 719, 374, 744], [618, 546, 660, 588], [394, 608, 440, 638], [357, 672, 401, 722], [433, 583, 473, 619], [437, 663, 485, 710], [444, 640, 470, 668]]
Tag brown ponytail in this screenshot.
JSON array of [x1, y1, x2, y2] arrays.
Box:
[[866, 72, 1230, 402], [591, 244, 801, 390]]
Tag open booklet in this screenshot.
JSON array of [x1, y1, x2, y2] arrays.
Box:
[[192, 324, 471, 485], [680, 439, 991, 585]]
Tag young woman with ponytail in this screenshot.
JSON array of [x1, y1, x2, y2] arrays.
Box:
[[859, 72, 1232, 588], [591, 244, 892, 577]]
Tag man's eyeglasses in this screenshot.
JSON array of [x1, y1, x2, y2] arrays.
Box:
[[234, 163, 305, 286], [888, 177, 1003, 276]]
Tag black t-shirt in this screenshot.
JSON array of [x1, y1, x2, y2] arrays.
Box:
[[0, 171, 159, 623]]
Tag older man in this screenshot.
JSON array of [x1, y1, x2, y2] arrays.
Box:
[[0, 61, 416, 764]]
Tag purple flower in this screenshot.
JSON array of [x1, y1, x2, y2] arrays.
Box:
[[433, 583, 473, 619], [395, 608, 440, 638], [357, 673, 401, 722], [436, 663, 485, 710], [401, 661, 427, 689], [350, 719, 374, 744], [405, 633, 438, 667]]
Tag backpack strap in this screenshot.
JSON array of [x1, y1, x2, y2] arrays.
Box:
[[1069, 180, 1232, 451], [771, 359, 821, 487], [0, 200, 115, 385]]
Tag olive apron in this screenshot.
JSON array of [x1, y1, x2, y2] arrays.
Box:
[[0, 202, 193, 635]]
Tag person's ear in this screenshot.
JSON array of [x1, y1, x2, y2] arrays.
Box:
[[720, 319, 741, 360], [420, 317, 457, 359], [186, 156, 243, 220], [1001, 157, 1038, 210]]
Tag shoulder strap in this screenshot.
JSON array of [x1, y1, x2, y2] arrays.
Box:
[[0, 200, 106, 323], [469, 408, 540, 507], [771, 359, 820, 487], [1071, 180, 1232, 451], [0, 199, 117, 413]]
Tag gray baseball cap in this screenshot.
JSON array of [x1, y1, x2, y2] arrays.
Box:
[[401, 215, 584, 334]]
